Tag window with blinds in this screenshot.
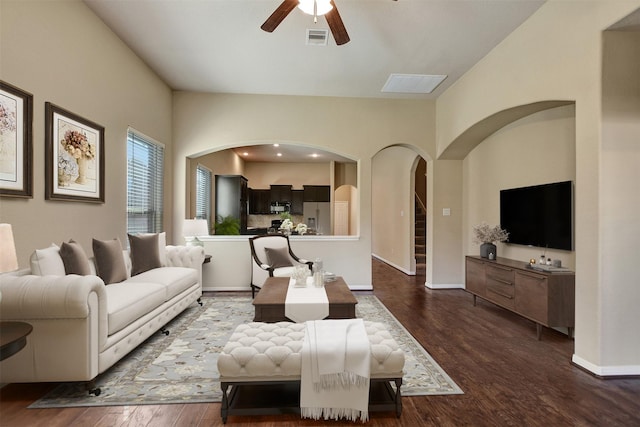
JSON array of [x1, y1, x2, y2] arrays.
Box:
[[195, 164, 212, 228], [127, 129, 164, 234]]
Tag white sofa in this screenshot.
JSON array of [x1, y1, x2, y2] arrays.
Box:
[[0, 242, 205, 392]]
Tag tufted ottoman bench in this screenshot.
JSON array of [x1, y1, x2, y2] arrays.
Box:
[[217, 321, 405, 423]]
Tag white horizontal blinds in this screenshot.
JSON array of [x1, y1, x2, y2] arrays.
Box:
[[196, 164, 212, 230], [127, 129, 164, 234]]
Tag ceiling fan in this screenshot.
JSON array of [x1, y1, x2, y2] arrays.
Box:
[[260, 0, 351, 45]]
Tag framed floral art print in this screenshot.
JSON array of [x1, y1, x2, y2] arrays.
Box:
[[45, 102, 105, 203], [0, 81, 33, 198]]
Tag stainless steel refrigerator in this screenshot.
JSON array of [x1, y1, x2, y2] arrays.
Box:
[[303, 202, 331, 235]]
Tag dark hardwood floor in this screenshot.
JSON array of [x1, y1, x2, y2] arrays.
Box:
[[1, 258, 639, 426]]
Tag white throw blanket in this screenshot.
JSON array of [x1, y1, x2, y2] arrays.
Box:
[[300, 319, 371, 422], [285, 277, 329, 322]]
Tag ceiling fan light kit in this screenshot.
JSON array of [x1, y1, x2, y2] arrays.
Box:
[[298, 0, 333, 17]]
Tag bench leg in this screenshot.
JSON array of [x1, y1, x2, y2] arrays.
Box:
[[394, 378, 403, 417], [221, 382, 229, 423]]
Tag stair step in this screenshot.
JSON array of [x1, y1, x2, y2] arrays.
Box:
[[415, 254, 426, 262], [415, 244, 426, 254]]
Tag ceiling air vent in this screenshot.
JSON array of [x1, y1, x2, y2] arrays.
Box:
[[306, 29, 329, 46], [381, 74, 448, 94]]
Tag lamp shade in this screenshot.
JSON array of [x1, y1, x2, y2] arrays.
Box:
[[0, 224, 19, 273], [183, 219, 209, 237]]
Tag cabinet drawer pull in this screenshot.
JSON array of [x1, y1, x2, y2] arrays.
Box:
[[488, 288, 514, 299], [488, 276, 513, 286], [491, 265, 513, 272], [519, 272, 545, 280]]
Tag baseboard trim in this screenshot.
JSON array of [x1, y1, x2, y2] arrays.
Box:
[[425, 282, 465, 290], [371, 253, 415, 276], [572, 354, 640, 378]]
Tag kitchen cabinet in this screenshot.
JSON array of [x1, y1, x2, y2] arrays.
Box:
[[465, 256, 574, 340], [249, 189, 271, 214], [270, 185, 292, 204], [291, 190, 304, 215], [303, 185, 330, 202], [215, 175, 247, 233]]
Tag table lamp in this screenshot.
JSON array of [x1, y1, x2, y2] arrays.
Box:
[[0, 223, 18, 273], [182, 219, 209, 247]]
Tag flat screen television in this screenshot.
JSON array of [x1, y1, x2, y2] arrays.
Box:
[[500, 181, 573, 251]]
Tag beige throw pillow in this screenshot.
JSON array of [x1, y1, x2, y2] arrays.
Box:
[[59, 240, 92, 275], [128, 233, 162, 276], [264, 247, 293, 269], [92, 238, 127, 284]]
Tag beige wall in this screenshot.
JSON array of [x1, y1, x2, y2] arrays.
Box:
[[172, 92, 438, 287], [243, 162, 330, 189], [0, 1, 172, 265], [601, 30, 640, 368], [463, 105, 577, 269], [372, 146, 417, 274], [436, 0, 640, 374]]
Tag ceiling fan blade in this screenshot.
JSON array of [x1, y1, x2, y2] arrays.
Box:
[[261, 0, 298, 33], [325, 0, 350, 45]]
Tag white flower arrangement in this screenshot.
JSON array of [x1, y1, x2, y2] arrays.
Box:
[[279, 218, 294, 232], [279, 219, 308, 235], [473, 222, 509, 245], [295, 223, 308, 235]]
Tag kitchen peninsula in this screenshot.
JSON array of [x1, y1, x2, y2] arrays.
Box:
[[197, 234, 368, 293]]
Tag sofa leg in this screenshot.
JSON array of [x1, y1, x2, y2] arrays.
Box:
[[197, 297, 203, 306], [160, 327, 170, 336], [86, 380, 101, 397]]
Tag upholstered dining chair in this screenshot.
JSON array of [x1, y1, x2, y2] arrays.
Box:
[[248, 234, 313, 297]]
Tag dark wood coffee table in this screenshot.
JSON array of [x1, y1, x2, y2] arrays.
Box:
[[253, 276, 357, 322]]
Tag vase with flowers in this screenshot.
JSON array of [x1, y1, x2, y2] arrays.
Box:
[[61, 130, 95, 184], [473, 222, 509, 259]]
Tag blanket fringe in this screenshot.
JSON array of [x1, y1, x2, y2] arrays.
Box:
[[301, 406, 370, 423]]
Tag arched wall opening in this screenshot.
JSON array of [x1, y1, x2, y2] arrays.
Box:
[[185, 142, 359, 237], [372, 144, 431, 278]]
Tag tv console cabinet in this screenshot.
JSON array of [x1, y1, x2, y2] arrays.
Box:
[[465, 256, 575, 340]]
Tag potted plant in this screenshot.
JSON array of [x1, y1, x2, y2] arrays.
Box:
[[214, 215, 240, 235], [473, 222, 509, 259]]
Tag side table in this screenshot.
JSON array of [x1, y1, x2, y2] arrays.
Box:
[[0, 321, 33, 361]]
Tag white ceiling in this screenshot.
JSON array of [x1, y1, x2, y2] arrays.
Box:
[[84, 0, 546, 100]]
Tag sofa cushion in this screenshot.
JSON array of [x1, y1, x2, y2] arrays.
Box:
[[265, 247, 293, 269], [104, 281, 166, 336], [30, 244, 65, 276], [124, 266, 198, 301], [59, 240, 92, 275], [92, 238, 127, 284], [128, 233, 162, 276]]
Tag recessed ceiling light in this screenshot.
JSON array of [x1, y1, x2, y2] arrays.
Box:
[[381, 74, 447, 94], [243, 152, 249, 156], [277, 153, 282, 157], [311, 153, 319, 158], [273, 143, 280, 147]]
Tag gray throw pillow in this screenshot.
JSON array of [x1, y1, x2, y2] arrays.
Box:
[[128, 233, 162, 276], [59, 240, 92, 275], [92, 238, 127, 284], [265, 246, 293, 269]]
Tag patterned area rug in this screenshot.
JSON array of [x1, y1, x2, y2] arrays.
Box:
[[30, 295, 462, 408]]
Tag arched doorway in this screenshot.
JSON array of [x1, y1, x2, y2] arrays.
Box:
[[371, 145, 429, 278]]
